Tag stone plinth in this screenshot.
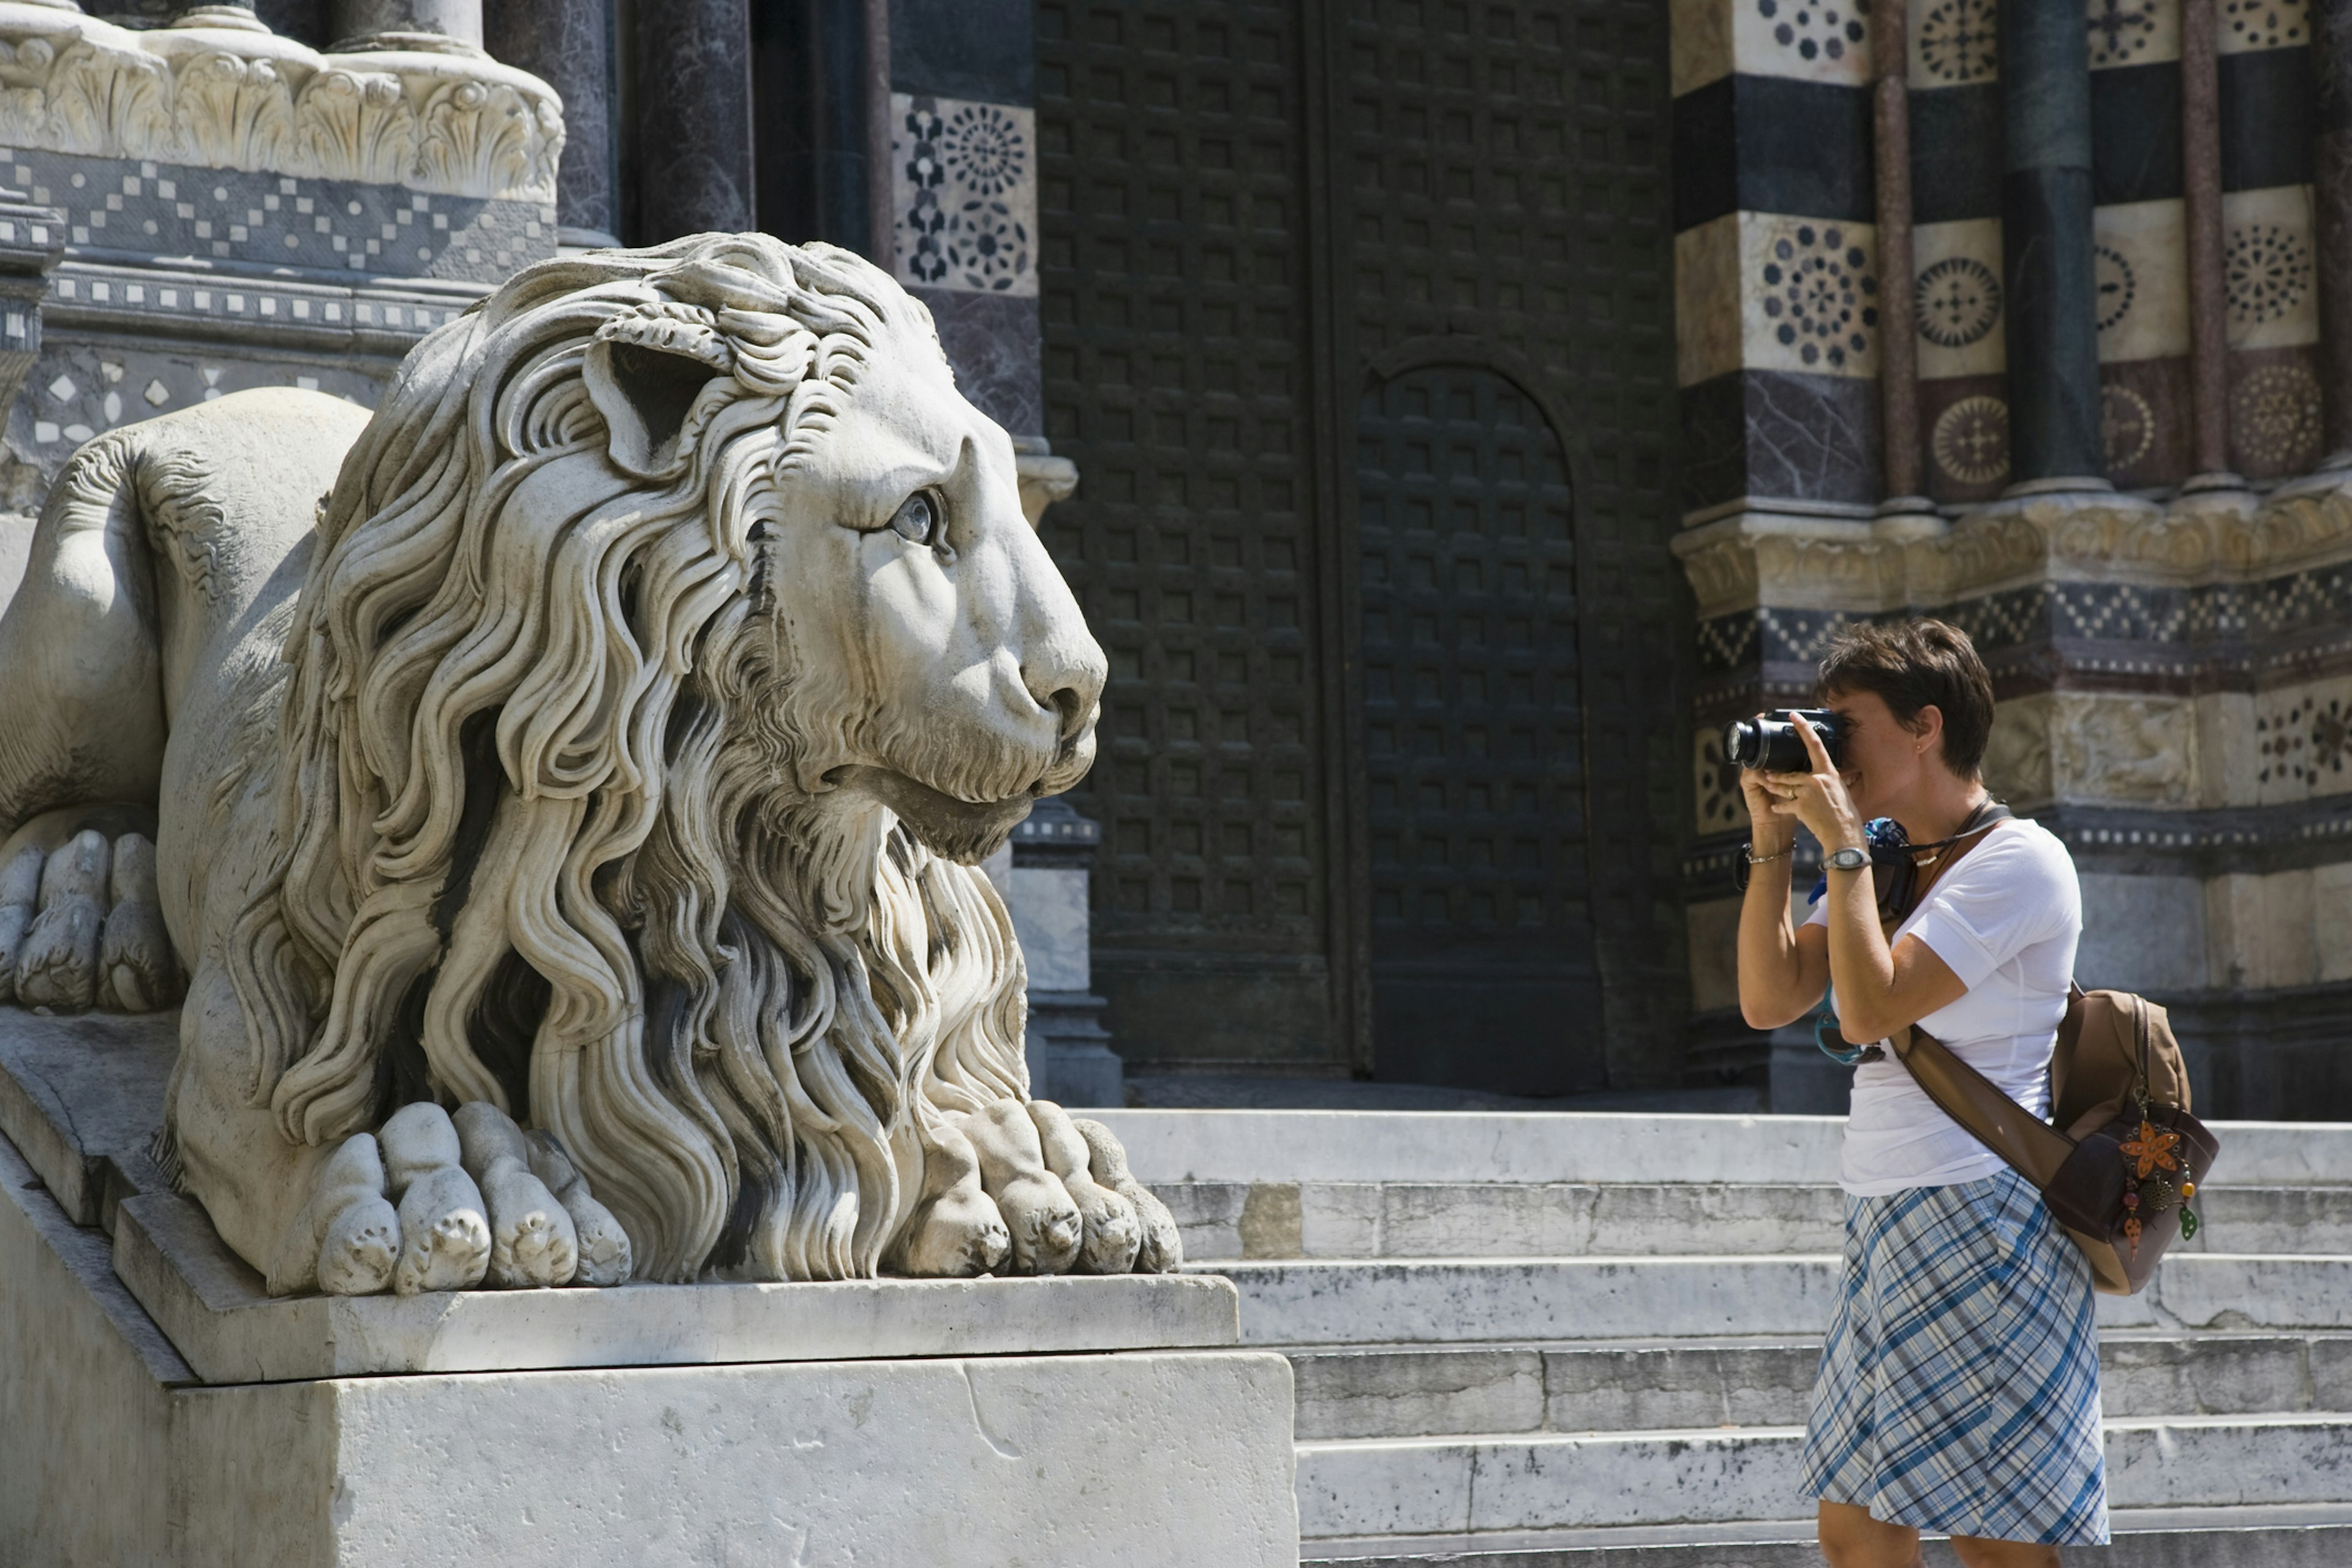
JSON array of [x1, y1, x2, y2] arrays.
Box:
[[0, 1009, 1300, 1567]]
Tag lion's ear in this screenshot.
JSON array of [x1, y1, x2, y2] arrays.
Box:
[[583, 314, 734, 477]]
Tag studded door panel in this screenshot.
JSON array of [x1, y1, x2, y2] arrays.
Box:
[[1036, 0, 1686, 1085], [1355, 366, 1605, 1091], [1335, 0, 1679, 1091], [1036, 1, 1333, 1066]]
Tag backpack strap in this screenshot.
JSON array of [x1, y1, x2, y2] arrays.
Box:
[[1888, 1023, 2076, 1188]]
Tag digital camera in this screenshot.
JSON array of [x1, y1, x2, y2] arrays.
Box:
[[1721, 707, 1848, 773]]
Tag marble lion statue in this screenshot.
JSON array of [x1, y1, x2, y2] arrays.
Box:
[[0, 233, 1181, 1295]]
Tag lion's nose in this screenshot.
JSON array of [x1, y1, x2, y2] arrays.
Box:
[[1021, 644, 1104, 745], [1044, 684, 1090, 743]]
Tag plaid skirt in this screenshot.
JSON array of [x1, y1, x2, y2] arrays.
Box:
[[1798, 1166, 2109, 1545]]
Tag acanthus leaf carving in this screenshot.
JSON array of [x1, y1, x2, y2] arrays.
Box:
[[40, 39, 171, 162], [170, 50, 294, 172], [0, 9, 559, 203], [413, 78, 554, 208], [292, 67, 416, 189]]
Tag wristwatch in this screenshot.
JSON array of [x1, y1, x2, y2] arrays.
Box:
[[1823, 845, 1869, 873]]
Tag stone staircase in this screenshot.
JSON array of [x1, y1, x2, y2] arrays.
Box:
[[1087, 1109, 2352, 1567]]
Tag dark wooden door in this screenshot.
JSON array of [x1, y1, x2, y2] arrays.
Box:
[[1354, 364, 1603, 1092], [1038, 0, 1682, 1090]]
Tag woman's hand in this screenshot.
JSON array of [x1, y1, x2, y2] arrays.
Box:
[[1737, 755, 1796, 854], [1758, 713, 1866, 854]]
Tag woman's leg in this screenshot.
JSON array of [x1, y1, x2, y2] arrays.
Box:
[[1948, 1537, 2062, 1568], [1817, 1501, 1924, 1568]]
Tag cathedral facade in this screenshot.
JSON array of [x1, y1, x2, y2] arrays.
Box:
[[0, 0, 2343, 1114]]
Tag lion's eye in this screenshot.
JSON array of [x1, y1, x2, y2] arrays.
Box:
[[888, 491, 940, 547]]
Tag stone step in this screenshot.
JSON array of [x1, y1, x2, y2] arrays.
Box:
[[1290, 1332, 2352, 1440], [1204, 1254, 2352, 1345], [1093, 1110, 2352, 1188], [1158, 1180, 2352, 1262], [1299, 1506, 2352, 1566], [1294, 1414, 2352, 1539]]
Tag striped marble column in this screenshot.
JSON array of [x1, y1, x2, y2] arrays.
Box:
[[635, 0, 754, 238], [2181, 0, 2241, 487], [2315, 0, 2352, 466], [328, 0, 481, 49], [2002, 0, 2107, 486], [1872, 0, 1932, 515], [484, 0, 618, 245]]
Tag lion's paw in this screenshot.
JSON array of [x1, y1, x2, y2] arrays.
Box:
[[266, 1129, 399, 1296], [454, 1102, 578, 1288], [379, 1102, 490, 1295], [961, 1099, 1082, 1276], [888, 1118, 1011, 1278], [268, 1104, 634, 1297], [524, 1128, 633, 1286], [1029, 1099, 1141, 1274], [0, 830, 183, 1013], [1072, 1116, 1183, 1273]]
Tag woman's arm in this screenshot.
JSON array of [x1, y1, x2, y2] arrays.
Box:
[[1773, 717, 1969, 1042], [1733, 758, 1831, 1028], [1812, 850, 1968, 1042]]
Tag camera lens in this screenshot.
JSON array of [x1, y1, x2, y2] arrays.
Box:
[[1721, 718, 1760, 768]]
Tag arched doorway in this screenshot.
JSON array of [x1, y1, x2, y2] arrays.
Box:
[[1352, 362, 1604, 1093]]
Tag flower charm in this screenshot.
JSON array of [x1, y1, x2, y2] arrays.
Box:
[[2120, 1119, 2181, 1178]]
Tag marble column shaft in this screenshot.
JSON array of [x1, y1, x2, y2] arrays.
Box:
[[328, 0, 481, 48], [635, 0, 755, 239], [484, 0, 616, 240], [2000, 0, 2106, 484], [865, 0, 894, 264], [2313, 0, 2352, 462], [2183, 0, 2235, 479], [1871, 0, 1924, 504]]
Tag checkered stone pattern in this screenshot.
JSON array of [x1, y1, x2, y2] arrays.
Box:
[[9, 341, 390, 483], [2, 148, 555, 284], [47, 268, 463, 337], [1697, 570, 2352, 681]]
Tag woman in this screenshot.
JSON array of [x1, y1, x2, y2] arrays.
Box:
[[1736, 619, 2102, 1568]]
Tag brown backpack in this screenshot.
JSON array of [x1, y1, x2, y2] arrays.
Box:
[[1893, 987, 2220, 1295]]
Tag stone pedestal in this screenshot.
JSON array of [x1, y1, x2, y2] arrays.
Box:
[[1005, 796, 1123, 1107], [0, 1010, 1297, 1567]]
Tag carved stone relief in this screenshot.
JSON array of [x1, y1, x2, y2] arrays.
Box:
[[1694, 727, 1747, 835], [2222, 185, 2322, 353], [2051, 693, 2196, 806], [1909, 0, 1999, 87], [891, 92, 1038, 299], [1912, 216, 2005, 380], [1981, 692, 2056, 808], [2255, 675, 2352, 803]]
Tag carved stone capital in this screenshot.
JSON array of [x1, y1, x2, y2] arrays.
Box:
[[0, 2, 561, 202], [1676, 477, 2352, 614], [1670, 510, 1910, 618]]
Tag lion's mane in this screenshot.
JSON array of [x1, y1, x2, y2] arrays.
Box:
[[223, 235, 1032, 1282]]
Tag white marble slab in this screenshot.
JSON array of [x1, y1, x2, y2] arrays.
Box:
[[116, 1187, 1238, 1383]]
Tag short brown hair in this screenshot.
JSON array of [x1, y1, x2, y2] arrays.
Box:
[[1815, 618, 1996, 777]]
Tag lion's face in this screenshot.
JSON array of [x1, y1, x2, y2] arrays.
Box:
[[752, 324, 1104, 862]]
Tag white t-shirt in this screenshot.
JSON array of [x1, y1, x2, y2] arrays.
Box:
[[1803, 817, 2082, 1196]]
